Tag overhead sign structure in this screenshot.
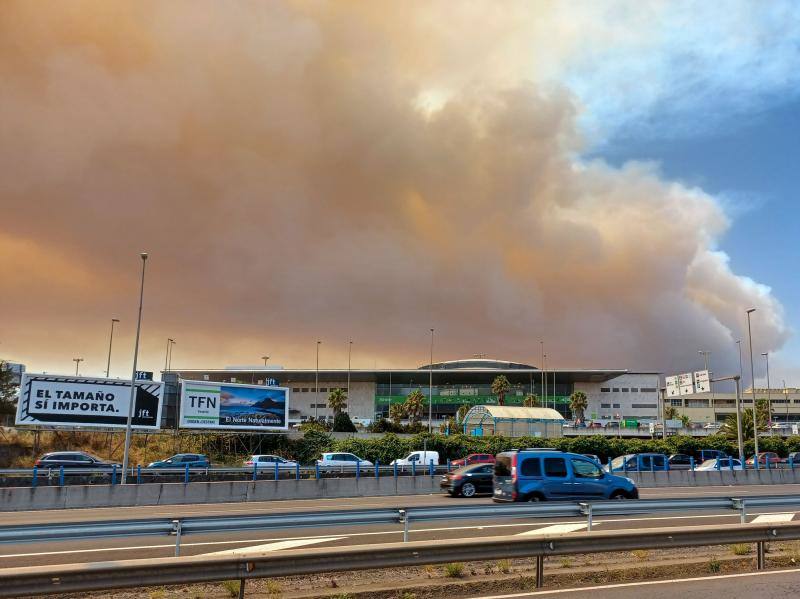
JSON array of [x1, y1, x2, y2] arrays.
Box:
[[180, 380, 289, 431], [694, 370, 711, 393], [665, 376, 680, 398], [16, 374, 163, 429], [678, 372, 695, 396]]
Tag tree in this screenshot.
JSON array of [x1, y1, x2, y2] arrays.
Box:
[[722, 399, 769, 440], [455, 404, 470, 425], [663, 406, 679, 420], [327, 388, 347, 416], [491, 375, 511, 406], [389, 402, 406, 425], [404, 390, 425, 426], [568, 391, 588, 421], [523, 394, 540, 408], [0, 361, 18, 416], [332, 411, 357, 432]]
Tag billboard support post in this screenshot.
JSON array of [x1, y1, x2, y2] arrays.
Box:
[[122, 252, 148, 484]]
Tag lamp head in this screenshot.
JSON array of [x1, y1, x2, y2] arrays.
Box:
[[140, 252, 148, 260], [746, 308, 756, 314]]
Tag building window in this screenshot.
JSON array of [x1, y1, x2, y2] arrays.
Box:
[[230, 377, 237, 383], [600, 388, 611, 393], [203, 374, 209, 381], [670, 399, 682, 406], [612, 388, 620, 392], [632, 404, 658, 409], [292, 388, 300, 392], [629, 388, 639, 393], [620, 388, 629, 392], [320, 387, 328, 393], [612, 403, 620, 408], [687, 400, 709, 408], [639, 388, 657, 393], [301, 388, 309, 392], [601, 403, 611, 409]]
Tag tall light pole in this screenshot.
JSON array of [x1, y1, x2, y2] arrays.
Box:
[[164, 338, 174, 373], [105, 319, 120, 377], [347, 340, 353, 399], [73, 358, 83, 376], [167, 339, 175, 371], [762, 352, 771, 428], [736, 340, 744, 383], [543, 354, 548, 409], [122, 252, 148, 483], [540, 341, 545, 409], [783, 380, 789, 423], [746, 308, 759, 457], [261, 355, 270, 366], [315, 340, 321, 420], [428, 328, 434, 433]]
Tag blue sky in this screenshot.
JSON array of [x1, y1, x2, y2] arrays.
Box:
[[594, 97, 800, 384]]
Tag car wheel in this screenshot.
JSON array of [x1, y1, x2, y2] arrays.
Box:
[[461, 482, 476, 497], [610, 490, 628, 500], [528, 494, 543, 502]]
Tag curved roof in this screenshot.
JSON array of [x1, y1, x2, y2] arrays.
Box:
[[419, 358, 536, 370], [464, 405, 565, 422]]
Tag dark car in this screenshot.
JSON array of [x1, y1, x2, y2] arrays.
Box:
[[147, 454, 211, 468], [34, 451, 120, 469], [667, 454, 693, 470], [441, 464, 494, 497], [450, 453, 495, 468]]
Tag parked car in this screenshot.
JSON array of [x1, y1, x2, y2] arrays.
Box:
[[441, 464, 494, 497], [34, 451, 120, 469], [788, 452, 800, 464], [587, 421, 604, 429], [450, 453, 495, 468], [745, 452, 785, 467], [605, 421, 620, 429], [699, 449, 727, 462], [391, 451, 440, 467], [493, 450, 638, 502], [147, 454, 210, 468], [696, 457, 744, 471], [244, 455, 298, 469], [667, 454, 693, 470], [605, 453, 668, 472], [703, 422, 722, 430], [317, 452, 373, 469]]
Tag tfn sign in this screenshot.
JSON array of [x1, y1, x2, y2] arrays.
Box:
[[188, 395, 217, 409]]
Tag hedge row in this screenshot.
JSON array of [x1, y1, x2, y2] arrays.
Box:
[[215, 431, 800, 465]]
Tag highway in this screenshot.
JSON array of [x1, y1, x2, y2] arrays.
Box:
[[471, 568, 800, 598], [2, 484, 800, 568]]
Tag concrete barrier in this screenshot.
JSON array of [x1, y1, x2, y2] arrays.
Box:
[[3, 467, 800, 512]]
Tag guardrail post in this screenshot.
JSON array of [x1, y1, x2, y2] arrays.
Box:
[[730, 458, 734, 472], [733, 498, 747, 524], [356, 460, 360, 480], [111, 464, 117, 486], [172, 519, 182, 557], [790, 455, 795, 470], [535, 555, 544, 588], [137, 465, 142, 485], [184, 464, 190, 484], [429, 459, 434, 476], [375, 460, 379, 479], [32, 466, 37, 488], [398, 509, 409, 542], [579, 502, 592, 531], [690, 457, 695, 471], [238, 578, 246, 599], [757, 541, 766, 570], [274, 462, 279, 481], [315, 462, 320, 479], [296, 462, 301, 480], [447, 459, 451, 472], [393, 461, 398, 479], [411, 461, 416, 477], [59, 466, 64, 487], [252, 462, 257, 482]]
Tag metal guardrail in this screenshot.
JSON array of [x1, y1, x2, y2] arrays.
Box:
[[0, 522, 797, 597], [2, 494, 798, 551]]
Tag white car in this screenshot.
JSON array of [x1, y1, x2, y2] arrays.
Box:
[[703, 422, 721, 430], [244, 455, 298, 469], [695, 457, 743, 471], [316, 452, 373, 469], [391, 451, 440, 467]]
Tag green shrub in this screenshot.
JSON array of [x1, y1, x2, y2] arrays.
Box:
[[332, 412, 358, 433], [730, 543, 751, 555], [497, 559, 512, 574], [708, 559, 721, 573], [443, 563, 464, 578]]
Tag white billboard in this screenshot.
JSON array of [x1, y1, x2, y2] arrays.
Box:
[[179, 379, 289, 431], [16, 374, 163, 429], [665, 375, 680, 398], [694, 370, 711, 393], [678, 372, 695, 395]]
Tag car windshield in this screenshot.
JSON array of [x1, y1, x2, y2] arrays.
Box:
[[610, 456, 628, 469]]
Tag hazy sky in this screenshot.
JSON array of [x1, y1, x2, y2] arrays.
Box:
[[1, 1, 798, 386]]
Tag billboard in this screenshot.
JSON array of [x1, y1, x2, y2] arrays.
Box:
[[16, 374, 163, 429], [179, 380, 289, 430]]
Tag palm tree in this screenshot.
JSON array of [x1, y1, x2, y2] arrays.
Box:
[[404, 390, 425, 425], [327, 388, 347, 416], [523, 394, 540, 408], [389, 402, 406, 425], [491, 375, 511, 406], [663, 406, 679, 420], [568, 391, 588, 421], [455, 404, 470, 425], [722, 399, 769, 440]]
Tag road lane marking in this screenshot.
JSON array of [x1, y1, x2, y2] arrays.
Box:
[[467, 566, 800, 597], [750, 512, 795, 523], [516, 523, 594, 536], [203, 537, 343, 555]]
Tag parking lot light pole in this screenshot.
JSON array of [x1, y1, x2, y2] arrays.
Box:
[[347, 340, 352, 399], [122, 252, 148, 484], [713, 374, 745, 462], [746, 308, 759, 457], [315, 341, 321, 420], [106, 319, 119, 377], [429, 328, 434, 433], [73, 358, 83, 376], [762, 352, 771, 428]]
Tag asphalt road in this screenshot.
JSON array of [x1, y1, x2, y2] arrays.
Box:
[[469, 568, 800, 598], [1, 484, 800, 568]]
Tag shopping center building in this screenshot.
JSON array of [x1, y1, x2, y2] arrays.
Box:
[[169, 359, 660, 427]]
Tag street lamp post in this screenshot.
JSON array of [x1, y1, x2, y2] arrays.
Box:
[[105, 319, 119, 377], [167, 339, 175, 371], [429, 329, 434, 433], [122, 252, 148, 484], [543, 354, 548, 409], [540, 341, 545, 409], [746, 308, 759, 457], [784, 380, 789, 423], [347, 340, 352, 399], [73, 358, 83, 376], [315, 341, 321, 420], [762, 352, 771, 428], [262, 355, 269, 367], [164, 338, 174, 373]]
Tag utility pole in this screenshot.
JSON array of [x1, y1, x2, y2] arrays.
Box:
[[315, 341, 321, 420], [746, 308, 759, 457], [105, 319, 119, 377], [762, 352, 771, 431], [428, 328, 434, 433], [73, 358, 83, 376], [347, 340, 352, 399]]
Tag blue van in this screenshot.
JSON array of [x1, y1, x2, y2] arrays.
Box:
[[493, 449, 638, 502]]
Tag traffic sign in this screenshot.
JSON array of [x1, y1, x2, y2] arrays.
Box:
[[678, 372, 695, 395], [665, 376, 680, 397], [693, 370, 710, 393]]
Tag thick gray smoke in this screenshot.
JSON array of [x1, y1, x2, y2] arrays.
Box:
[[0, 1, 789, 377]]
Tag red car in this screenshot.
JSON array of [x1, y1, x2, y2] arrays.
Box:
[[450, 453, 495, 468], [745, 452, 785, 467]]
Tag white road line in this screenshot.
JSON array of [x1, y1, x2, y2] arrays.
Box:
[[516, 523, 594, 536], [750, 512, 795, 523], [468, 567, 800, 598], [203, 537, 343, 555]]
